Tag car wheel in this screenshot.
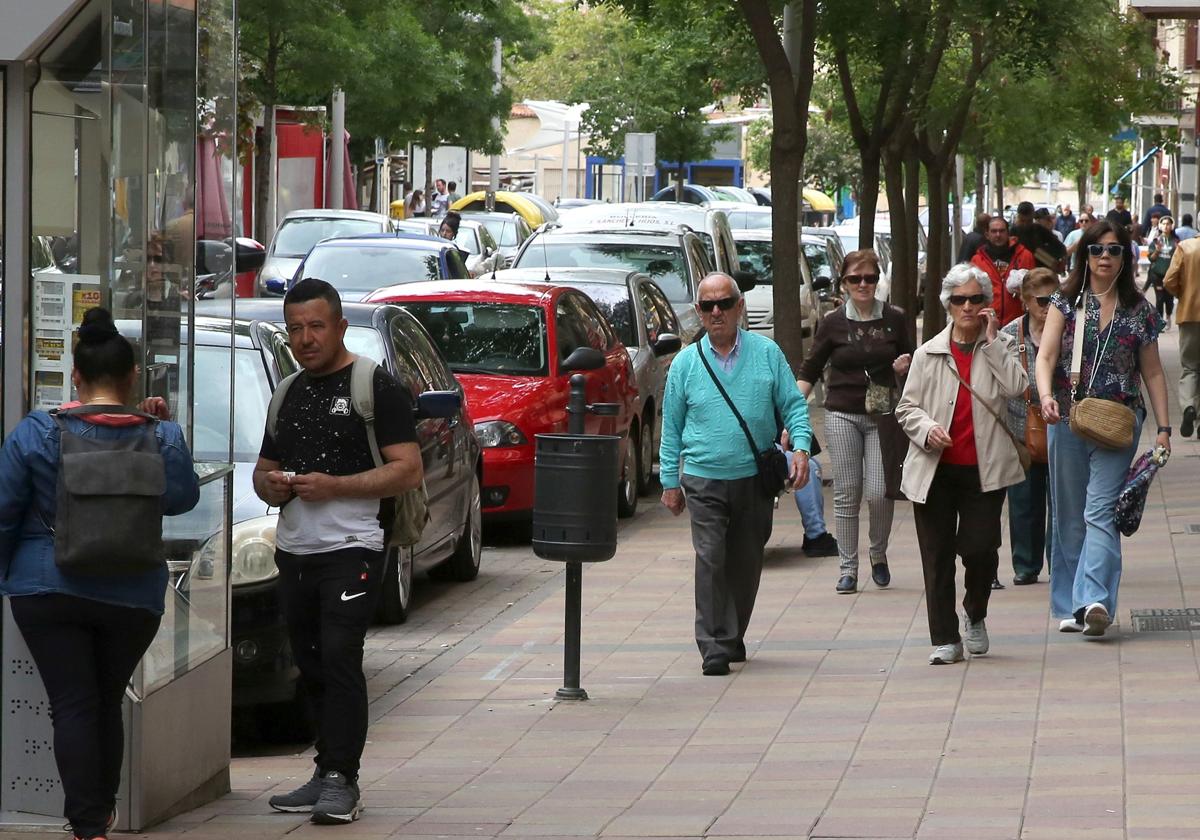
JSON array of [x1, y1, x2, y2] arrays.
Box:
[[636, 412, 656, 495], [375, 545, 413, 625], [440, 472, 482, 582], [617, 435, 638, 518]]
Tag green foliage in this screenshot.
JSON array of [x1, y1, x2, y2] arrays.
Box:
[[508, 3, 636, 103], [746, 115, 860, 197]]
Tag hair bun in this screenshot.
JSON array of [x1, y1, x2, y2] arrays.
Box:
[[77, 307, 119, 344]]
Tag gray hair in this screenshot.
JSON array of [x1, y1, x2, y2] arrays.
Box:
[[939, 262, 992, 311], [696, 272, 741, 302]]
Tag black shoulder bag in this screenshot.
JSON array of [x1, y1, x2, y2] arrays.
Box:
[[696, 347, 790, 497]]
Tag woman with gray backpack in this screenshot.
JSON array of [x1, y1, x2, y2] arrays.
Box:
[[0, 307, 199, 840]]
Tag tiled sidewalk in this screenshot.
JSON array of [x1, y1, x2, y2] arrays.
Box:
[[12, 330, 1200, 840]]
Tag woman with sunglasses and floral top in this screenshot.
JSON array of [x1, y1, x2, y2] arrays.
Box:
[[895, 263, 1028, 664], [798, 250, 914, 594], [1000, 268, 1060, 587], [1035, 218, 1170, 638]]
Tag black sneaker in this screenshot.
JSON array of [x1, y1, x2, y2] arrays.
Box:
[[871, 562, 891, 589], [1184, 406, 1196, 438], [802, 532, 839, 557], [310, 771, 362, 824], [269, 770, 323, 813]]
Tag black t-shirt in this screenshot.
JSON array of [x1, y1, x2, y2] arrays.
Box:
[[260, 362, 417, 474]]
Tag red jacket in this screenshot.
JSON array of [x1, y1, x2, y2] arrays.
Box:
[[970, 240, 1035, 326]]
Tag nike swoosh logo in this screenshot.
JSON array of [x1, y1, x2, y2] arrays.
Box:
[[340, 591, 367, 602]]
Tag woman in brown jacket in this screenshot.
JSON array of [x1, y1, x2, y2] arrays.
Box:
[[798, 250, 913, 594], [895, 263, 1027, 664]]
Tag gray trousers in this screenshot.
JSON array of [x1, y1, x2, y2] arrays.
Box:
[[1179, 322, 1200, 414], [681, 474, 775, 663]]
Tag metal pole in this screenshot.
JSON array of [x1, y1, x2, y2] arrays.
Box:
[[556, 372, 589, 701], [1102, 159, 1110, 216], [330, 89, 345, 210], [561, 122, 570, 203], [490, 38, 502, 193]]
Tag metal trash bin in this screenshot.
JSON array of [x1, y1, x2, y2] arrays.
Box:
[[532, 433, 620, 562]]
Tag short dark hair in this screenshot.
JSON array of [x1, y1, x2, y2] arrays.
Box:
[[1017, 201, 1035, 217], [1033, 207, 1052, 220], [1155, 193, 1164, 203], [1184, 214, 1193, 226], [284, 277, 343, 320], [448, 181, 457, 191], [74, 307, 135, 386]]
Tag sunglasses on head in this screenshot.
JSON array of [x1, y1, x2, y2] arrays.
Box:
[[948, 293, 987, 306], [1087, 243, 1124, 258], [698, 296, 739, 313], [843, 273, 880, 286]]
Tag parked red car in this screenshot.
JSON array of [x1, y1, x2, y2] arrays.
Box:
[[366, 281, 641, 520]]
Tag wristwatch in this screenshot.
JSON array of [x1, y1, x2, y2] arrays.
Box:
[[1158, 426, 1172, 435]]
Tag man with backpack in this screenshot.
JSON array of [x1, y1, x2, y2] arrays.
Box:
[[254, 278, 422, 825]]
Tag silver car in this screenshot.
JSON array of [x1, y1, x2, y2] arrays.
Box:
[[460, 211, 534, 269], [492, 267, 683, 495], [393, 218, 503, 278], [257, 208, 394, 296]]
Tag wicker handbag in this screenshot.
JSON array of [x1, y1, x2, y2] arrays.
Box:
[[1067, 291, 1135, 450]]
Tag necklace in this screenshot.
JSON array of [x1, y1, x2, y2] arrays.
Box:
[[1091, 276, 1118, 297]]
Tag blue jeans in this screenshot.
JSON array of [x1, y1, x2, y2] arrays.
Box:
[[1048, 414, 1142, 619], [785, 450, 827, 539], [1007, 463, 1053, 577]]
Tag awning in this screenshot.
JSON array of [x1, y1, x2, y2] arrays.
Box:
[[1111, 146, 1159, 194], [507, 100, 590, 155], [803, 188, 836, 212]]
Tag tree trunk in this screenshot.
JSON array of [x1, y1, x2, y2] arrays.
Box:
[[857, 147, 880, 247], [974, 156, 985, 210], [1076, 170, 1087, 214], [903, 141, 921, 340], [923, 156, 949, 338], [770, 132, 805, 373], [994, 160, 1005, 213], [882, 144, 915, 340], [254, 103, 275, 244], [676, 161, 686, 202]]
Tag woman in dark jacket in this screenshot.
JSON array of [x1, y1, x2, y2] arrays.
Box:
[[0, 308, 199, 840], [798, 249, 914, 594]]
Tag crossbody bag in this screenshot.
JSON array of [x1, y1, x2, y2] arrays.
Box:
[[944, 353, 1032, 473], [1068, 291, 1135, 450], [1019, 319, 1048, 463], [696, 348, 789, 497]]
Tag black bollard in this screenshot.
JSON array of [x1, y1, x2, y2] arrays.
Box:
[[557, 374, 589, 701]]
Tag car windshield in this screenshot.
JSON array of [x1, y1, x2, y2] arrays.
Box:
[[453, 229, 480, 255], [570, 284, 636, 347], [803, 242, 832, 278], [727, 211, 772, 230], [736, 240, 774, 286], [272, 218, 382, 258], [480, 218, 520, 247], [193, 346, 274, 462], [518, 240, 691, 303], [404, 302, 548, 376], [299, 244, 444, 299]]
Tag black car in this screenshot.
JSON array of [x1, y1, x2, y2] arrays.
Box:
[[220, 299, 483, 624]]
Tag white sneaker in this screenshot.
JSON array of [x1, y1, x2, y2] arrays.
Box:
[[1083, 603, 1111, 637], [964, 617, 989, 655], [929, 642, 964, 664], [1059, 618, 1084, 633]]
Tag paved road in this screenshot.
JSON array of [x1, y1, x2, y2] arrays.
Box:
[[6, 326, 1200, 840]]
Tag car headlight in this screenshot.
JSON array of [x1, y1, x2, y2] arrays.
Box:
[[230, 515, 280, 586], [474, 420, 528, 447]]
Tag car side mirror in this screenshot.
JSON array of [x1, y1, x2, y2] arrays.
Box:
[[235, 237, 267, 273], [415, 390, 462, 419], [561, 346, 605, 372], [652, 333, 682, 356], [733, 270, 757, 293], [812, 274, 832, 291]]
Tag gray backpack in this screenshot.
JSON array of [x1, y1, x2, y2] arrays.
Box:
[[266, 356, 429, 547], [48, 406, 167, 575]]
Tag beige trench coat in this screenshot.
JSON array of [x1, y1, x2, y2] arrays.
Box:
[[894, 324, 1028, 504]]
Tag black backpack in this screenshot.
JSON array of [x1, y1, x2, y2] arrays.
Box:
[[44, 405, 167, 575]]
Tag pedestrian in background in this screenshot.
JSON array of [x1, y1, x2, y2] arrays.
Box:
[[1142, 192, 1171, 232], [1064, 212, 1093, 271], [1165, 233, 1200, 438], [660, 273, 812, 676], [895, 263, 1027, 665], [430, 178, 450, 217], [1001, 268, 1059, 586], [1175, 213, 1197, 240], [958, 212, 990, 265], [447, 180, 462, 205], [1055, 204, 1077, 240], [1036, 219, 1171, 637], [1110, 195, 1133, 231], [971, 215, 1035, 325], [0, 308, 200, 840], [404, 189, 426, 218], [779, 429, 838, 558], [798, 250, 913, 594], [1147, 215, 1179, 329]]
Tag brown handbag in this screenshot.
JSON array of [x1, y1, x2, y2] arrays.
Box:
[[1067, 291, 1135, 450], [1019, 319, 1048, 464]]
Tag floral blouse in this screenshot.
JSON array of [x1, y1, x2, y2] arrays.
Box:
[[1051, 291, 1162, 416]]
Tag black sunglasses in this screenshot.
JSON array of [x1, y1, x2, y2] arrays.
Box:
[[1087, 243, 1124, 258], [843, 274, 880, 286], [948, 293, 987, 306], [1033, 295, 1053, 307], [698, 296, 739, 313]]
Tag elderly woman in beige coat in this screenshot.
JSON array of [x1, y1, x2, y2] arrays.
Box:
[[896, 263, 1028, 665]]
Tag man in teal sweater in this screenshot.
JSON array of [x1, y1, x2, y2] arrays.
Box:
[[660, 273, 813, 676]]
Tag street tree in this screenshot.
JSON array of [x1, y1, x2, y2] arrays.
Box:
[[747, 113, 862, 207], [509, 3, 635, 103]]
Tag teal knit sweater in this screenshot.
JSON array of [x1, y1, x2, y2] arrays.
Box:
[[659, 330, 812, 489]]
